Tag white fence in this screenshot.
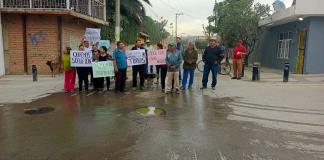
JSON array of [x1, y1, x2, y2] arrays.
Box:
[[0, 0, 106, 21]]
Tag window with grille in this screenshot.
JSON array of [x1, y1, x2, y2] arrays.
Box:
[[277, 32, 293, 59]]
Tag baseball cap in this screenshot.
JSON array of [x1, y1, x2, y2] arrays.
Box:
[[168, 42, 177, 46]]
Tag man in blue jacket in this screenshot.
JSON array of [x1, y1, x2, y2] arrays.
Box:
[[201, 37, 224, 90], [165, 42, 183, 94]]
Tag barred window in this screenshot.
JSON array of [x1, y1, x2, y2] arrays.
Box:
[[277, 32, 293, 59]]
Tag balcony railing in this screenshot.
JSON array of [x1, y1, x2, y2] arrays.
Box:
[[0, 0, 106, 21]]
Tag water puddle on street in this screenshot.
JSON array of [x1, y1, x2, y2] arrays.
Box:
[[24, 107, 55, 115], [135, 106, 166, 116]]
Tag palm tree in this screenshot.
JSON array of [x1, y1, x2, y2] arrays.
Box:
[[103, 0, 152, 43], [106, 0, 151, 24]]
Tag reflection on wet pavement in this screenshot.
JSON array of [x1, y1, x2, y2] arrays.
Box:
[[0, 90, 324, 160]]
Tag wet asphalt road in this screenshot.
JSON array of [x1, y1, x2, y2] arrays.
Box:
[[1, 89, 324, 160]]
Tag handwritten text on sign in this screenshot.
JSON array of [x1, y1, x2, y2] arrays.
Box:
[[148, 49, 167, 65], [85, 28, 101, 43], [126, 49, 147, 66], [92, 61, 115, 78], [70, 51, 93, 67]]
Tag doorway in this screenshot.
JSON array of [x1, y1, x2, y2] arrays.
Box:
[[296, 29, 307, 74]]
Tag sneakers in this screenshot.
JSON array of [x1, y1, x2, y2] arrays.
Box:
[[175, 89, 180, 94], [231, 77, 237, 80], [188, 86, 192, 90], [132, 87, 137, 91], [237, 77, 242, 80], [212, 87, 216, 90], [180, 86, 186, 90]]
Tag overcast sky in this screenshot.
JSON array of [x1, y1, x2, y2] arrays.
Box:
[[143, 0, 293, 36]]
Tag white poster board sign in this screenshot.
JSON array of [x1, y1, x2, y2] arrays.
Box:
[[126, 49, 147, 66], [70, 50, 93, 67], [85, 28, 101, 43]]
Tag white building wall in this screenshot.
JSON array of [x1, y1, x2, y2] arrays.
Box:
[[0, 13, 5, 76], [295, 0, 324, 15]]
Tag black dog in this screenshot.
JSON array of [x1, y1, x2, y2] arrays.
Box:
[[144, 73, 157, 88]]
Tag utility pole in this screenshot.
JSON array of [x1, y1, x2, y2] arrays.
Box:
[[115, 0, 121, 41], [214, 0, 217, 28], [175, 13, 183, 40]]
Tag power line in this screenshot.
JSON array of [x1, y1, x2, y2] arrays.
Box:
[[160, 0, 201, 20], [159, 0, 180, 13], [143, 2, 160, 19]]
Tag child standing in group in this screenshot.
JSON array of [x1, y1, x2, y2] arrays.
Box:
[[165, 42, 183, 94], [62, 47, 76, 92], [113, 41, 127, 92], [76, 45, 89, 92]]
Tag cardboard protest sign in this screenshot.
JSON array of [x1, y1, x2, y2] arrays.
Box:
[[70, 50, 93, 67], [92, 61, 115, 78], [126, 49, 147, 66], [85, 28, 101, 43], [98, 40, 110, 49], [148, 49, 167, 65]]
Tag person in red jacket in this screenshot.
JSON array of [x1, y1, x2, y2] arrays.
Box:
[[232, 40, 247, 80]]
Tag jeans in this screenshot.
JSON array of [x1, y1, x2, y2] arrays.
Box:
[[144, 63, 149, 75], [160, 67, 167, 89], [156, 65, 161, 79], [115, 68, 127, 91], [182, 69, 195, 88], [132, 65, 145, 88], [202, 63, 219, 88], [150, 65, 154, 73], [95, 77, 111, 90], [76, 67, 89, 91], [179, 70, 182, 80]]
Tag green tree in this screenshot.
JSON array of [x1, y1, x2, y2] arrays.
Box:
[[101, 0, 169, 45], [142, 16, 170, 44], [101, 0, 151, 43], [211, 0, 270, 62]]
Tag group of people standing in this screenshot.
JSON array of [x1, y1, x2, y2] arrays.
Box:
[[62, 38, 114, 93], [61, 35, 246, 94]]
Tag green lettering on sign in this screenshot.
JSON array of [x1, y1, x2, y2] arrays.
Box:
[[92, 61, 115, 78]]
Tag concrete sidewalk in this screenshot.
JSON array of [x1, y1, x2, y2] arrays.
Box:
[[243, 66, 324, 84], [0, 75, 63, 104]]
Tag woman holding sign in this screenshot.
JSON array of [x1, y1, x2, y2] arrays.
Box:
[[96, 46, 111, 92], [156, 43, 168, 92], [76, 44, 89, 92]]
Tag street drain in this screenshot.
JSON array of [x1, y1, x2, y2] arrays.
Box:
[[24, 107, 55, 115], [135, 107, 166, 116]]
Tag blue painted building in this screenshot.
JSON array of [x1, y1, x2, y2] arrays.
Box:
[[258, 0, 324, 74]]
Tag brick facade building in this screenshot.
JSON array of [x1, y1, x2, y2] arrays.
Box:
[[0, 0, 107, 75]]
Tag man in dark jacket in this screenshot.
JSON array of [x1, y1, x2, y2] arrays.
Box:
[[201, 37, 224, 90], [132, 39, 146, 90]]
